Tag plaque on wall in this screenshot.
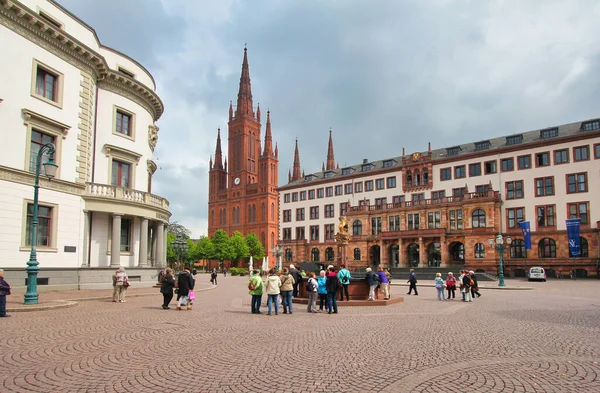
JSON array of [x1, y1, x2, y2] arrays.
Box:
[[64, 246, 77, 253]]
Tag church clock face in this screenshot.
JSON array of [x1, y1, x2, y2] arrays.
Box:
[[234, 177, 241, 185]]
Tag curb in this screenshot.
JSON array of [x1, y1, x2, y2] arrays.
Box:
[[390, 283, 534, 291], [6, 284, 218, 312]]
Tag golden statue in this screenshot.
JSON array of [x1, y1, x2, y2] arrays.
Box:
[[338, 216, 349, 234]]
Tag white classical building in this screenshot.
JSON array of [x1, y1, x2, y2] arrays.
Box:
[[0, 0, 170, 289]]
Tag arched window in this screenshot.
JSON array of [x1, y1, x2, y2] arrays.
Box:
[[261, 203, 266, 221], [414, 169, 421, 186], [285, 248, 293, 262], [538, 238, 556, 258], [311, 248, 320, 262], [270, 232, 275, 250], [423, 168, 429, 185], [223, 209, 226, 225], [474, 243, 485, 258], [510, 239, 526, 258], [247, 205, 251, 223], [472, 209, 486, 228], [406, 170, 412, 188], [261, 232, 265, 248], [271, 203, 275, 221], [569, 237, 589, 257], [352, 220, 363, 236], [211, 210, 215, 227], [325, 247, 335, 261], [354, 248, 361, 260]]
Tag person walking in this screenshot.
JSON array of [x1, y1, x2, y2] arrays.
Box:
[[306, 272, 318, 313], [0, 269, 13, 318], [115, 267, 129, 303], [160, 268, 175, 309], [469, 270, 481, 298], [434, 273, 447, 301], [279, 268, 295, 314], [377, 266, 390, 300], [289, 264, 302, 297], [407, 269, 418, 296], [461, 271, 473, 302], [337, 264, 352, 301], [446, 272, 457, 300], [211, 269, 218, 285], [176, 266, 195, 310], [111, 269, 119, 302], [325, 267, 340, 314], [317, 270, 328, 311], [248, 269, 264, 314], [265, 268, 281, 315], [365, 267, 379, 301]]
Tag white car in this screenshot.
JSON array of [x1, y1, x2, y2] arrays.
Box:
[[527, 267, 546, 282]]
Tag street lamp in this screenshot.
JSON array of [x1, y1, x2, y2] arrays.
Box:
[[25, 143, 58, 305], [272, 244, 283, 271], [171, 235, 189, 271], [488, 233, 511, 287]]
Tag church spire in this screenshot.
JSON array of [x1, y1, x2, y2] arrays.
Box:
[[326, 127, 335, 170], [292, 138, 301, 181], [262, 110, 273, 157], [235, 47, 254, 119], [214, 128, 223, 169]]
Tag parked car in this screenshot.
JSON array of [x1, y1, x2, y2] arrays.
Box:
[[527, 267, 547, 282]]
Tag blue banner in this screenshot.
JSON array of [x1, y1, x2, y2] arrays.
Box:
[[566, 219, 581, 257], [519, 221, 531, 250]]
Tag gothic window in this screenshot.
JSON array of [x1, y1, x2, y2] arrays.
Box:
[[325, 247, 335, 261], [311, 248, 320, 262], [406, 170, 412, 188], [538, 238, 556, 258], [285, 248, 293, 262], [261, 203, 266, 221], [474, 243, 485, 258], [354, 248, 361, 260], [414, 169, 421, 186], [510, 239, 526, 258]]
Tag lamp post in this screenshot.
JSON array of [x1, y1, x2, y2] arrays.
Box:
[[488, 233, 511, 287], [25, 143, 58, 305], [171, 235, 189, 272], [272, 244, 283, 271]]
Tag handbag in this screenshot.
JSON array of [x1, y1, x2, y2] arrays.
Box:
[[189, 290, 196, 301], [123, 279, 130, 288]]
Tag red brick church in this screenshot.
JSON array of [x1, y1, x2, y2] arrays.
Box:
[[208, 49, 279, 265]]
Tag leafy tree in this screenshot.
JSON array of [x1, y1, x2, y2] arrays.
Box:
[[166, 232, 177, 262], [211, 229, 234, 266], [190, 236, 214, 262], [230, 231, 250, 267], [245, 232, 265, 261], [167, 221, 191, 239]]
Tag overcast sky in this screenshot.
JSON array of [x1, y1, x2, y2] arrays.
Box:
[[58, 0, 600, 237]]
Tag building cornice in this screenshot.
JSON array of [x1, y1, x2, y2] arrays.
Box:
[[0, 165, 85, 195], [0, 0, 164, 121]]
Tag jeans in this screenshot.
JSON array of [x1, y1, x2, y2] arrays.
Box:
[[339, 284, 350, 301], [326, 292, 338, 313], [369, 284, 377, 300], [251, 294, 262, 313], [436, 286, 446, 300], [267, 294, 279, 314], [281, 290, 293, 313], [0, 295, 6, 316], [177, 295, 189, 307], [319, 293, 327, 310]]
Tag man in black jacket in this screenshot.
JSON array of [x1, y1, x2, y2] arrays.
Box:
[[407, 269, 418, 295], [176, 266, 195, 311], [289, 264, 302, 297], [0, 269, 12, 318]]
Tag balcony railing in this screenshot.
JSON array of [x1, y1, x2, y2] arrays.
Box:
[[84, 182, 170, 210], [349, 190, 500, 213]]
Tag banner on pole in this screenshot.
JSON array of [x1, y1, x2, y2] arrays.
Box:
[[566, 219, 581, 257], [519, 221, 532, 250]]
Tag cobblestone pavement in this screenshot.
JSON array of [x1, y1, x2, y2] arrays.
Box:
[[1, 277, 599, 393]]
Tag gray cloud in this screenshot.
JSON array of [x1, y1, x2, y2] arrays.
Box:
[[57, 0, 600, 236]]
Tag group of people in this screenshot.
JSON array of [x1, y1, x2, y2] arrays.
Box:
[[159, 266, 196, 310], [364, 266, 392, 300], [434, 270, 481, 301], [111, 267, 130, 302]]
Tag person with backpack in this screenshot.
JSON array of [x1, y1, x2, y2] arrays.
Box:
[[365, 267, 379, 301], [317, 270, 328, 311], [279, 268, 295, 314], [265, 268, 282, 315], [406, 269, 418, 296], [160, 268, 175, 309], [306, 272, 319, 313], [248, 269, 264, 314], [325, 267, 340, 314], [337, 264, 352, 301]]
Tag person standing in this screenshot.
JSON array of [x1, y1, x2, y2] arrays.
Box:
[[325, 267, 340, 314], [384, 268, 392, 298], [248, 269, 264, 314], [279, 268, 295, 314], [434, 273, 446, 301], [115, 267, 128, 303], [0, 269, 12, 318], [407, 269, 418, 296], [289, 264, 302, 297], [317, 270, 328, 311], [365, 267, 379, 301], [446, 272, 457, 300], [160, 268, 175, 309], [469, 270, 481, 298], [176, 266, 195, 310], [306, 272, 318, 313], [461, 271, 472, 302], [111, 269, 119, 302], [377, 266, 390, 300], [337, 264, 352, 301], [211, 269, 218, 285], [265, 268, 281, 315]]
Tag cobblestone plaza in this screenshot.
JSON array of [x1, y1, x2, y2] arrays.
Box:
[[1, 278, 599, 393]]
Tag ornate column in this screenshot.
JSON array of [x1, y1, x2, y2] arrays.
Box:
[[81, 211, 90, 266], [162, 223, 168, 267], [156, 222, 164, 268], [398, 238, 404, 267], [110, 214, 122, 267], [418, 236, 424, 267], [440, 235, 449, 267], [151, 224, 158, 266], [139, 217, 149, 267]]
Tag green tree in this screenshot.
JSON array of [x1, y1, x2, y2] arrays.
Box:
[[190, 236, 214, 262], [167, 221, 191, 239], [211, 229, 234, 267], [230, 231, 250, 267], [245, 232, 265, 261], [166, 232, 177, 262]]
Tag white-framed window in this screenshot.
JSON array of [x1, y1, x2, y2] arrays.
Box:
[[113, 106, 136, 140], [105, 144, 141, 189], [22, 109, 68, 178], [31, 59, 63, 108], [21, 200, 58, 252]]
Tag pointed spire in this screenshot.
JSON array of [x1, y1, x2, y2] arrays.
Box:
[[235, 47, 254, 119], [262, 110, 273, 157], [209, 155, 213, 169], [336, 162, 339, 169], [257, 103, 261, 123], [322, 162, 325, 171], [302, 169, 305, 177], [229, 101, 233, 121], [288, 169, 291, 182], [214, 128, 223, 169], [224, 158, 227, 172], [275, 142, 278, 158], [428, 142, 431, 153], [326, 127, 335, 170], [292, 138, 301, 181]]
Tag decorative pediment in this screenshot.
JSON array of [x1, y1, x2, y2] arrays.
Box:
[[22, 108, 70, 139], [104, 144, 142, 164]]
